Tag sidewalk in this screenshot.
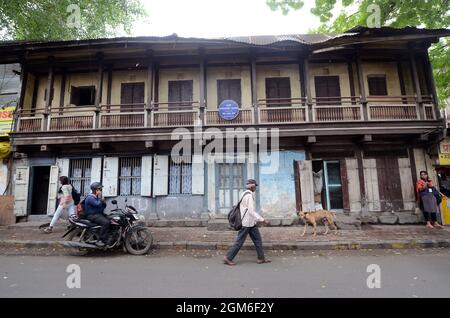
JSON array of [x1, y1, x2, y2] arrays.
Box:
[[0, 222, 449, 252]]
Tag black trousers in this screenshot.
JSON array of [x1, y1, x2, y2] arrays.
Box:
[[422, 211, 438, 222], [87, 214, 110, 243], [226, 226, 265, 261]]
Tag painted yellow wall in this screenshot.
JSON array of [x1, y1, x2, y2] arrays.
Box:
[[158, 68, 200, 109], [362, 62, 402, 96], [256, 64, 302, 102], [206, 66, 252, 109], [35, 76, 63, 111]]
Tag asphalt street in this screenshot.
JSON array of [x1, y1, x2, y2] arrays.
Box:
[[1, 248, 449, 298]]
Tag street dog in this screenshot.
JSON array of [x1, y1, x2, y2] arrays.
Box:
[[297, 210, 338, 237]]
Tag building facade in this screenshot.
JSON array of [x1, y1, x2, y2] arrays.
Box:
[[1, 27, 449, 224]]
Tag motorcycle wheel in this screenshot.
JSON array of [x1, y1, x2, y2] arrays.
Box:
[[66, 227, 97, 256], [124, 226, 153, 255]]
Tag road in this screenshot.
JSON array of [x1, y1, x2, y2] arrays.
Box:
[[1, 248, 449, 298]]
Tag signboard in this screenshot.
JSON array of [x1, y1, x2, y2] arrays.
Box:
[[218, 100, 239, 121], [439, 138, 450, 165], [0, 106, 15, 137]]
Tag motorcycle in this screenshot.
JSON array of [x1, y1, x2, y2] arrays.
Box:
[[62, 199, 153, 255]]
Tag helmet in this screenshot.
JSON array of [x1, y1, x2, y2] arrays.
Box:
[[90, 182, 103, 192]]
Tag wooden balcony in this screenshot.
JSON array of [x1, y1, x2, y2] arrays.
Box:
[[14, 95, 438, 133], [258, 98, 307, 124]]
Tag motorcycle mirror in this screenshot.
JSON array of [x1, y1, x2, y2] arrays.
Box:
[[111, 200, 117, 205]]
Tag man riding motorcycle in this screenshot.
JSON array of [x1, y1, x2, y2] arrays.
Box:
[[84, 182, 110, 247]]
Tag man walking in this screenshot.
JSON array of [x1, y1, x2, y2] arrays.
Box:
[[224, 179, 271, 265]]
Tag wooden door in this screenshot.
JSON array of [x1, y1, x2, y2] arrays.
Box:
[[314, 76, 341, 105], [376, 157, 403, 212], [168, 80, 193, 109], [217, 79, 241, 106], [120, 82, 145, 112]]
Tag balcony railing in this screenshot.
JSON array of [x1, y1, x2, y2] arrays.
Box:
[[258, 98, 307, 124], [14, 95, 437, 133], [99, 104, 146, 129], [313, 97, 362, 122]]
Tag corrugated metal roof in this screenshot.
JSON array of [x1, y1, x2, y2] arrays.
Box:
[[221, 33, 356, 46]]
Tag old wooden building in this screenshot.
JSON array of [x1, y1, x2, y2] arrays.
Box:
[[1, 26, 449, 224]]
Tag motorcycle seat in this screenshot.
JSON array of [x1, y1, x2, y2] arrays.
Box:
[[73, 219, 97, 227]]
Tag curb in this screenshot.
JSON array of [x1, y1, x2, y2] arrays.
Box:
[[1, 239, 449, 252]]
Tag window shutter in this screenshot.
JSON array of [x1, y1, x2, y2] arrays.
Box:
[[70, 86, 80, 105], [141, 155, 153, 196], [192, 154, 204, 195], [102, 157, 118, 197], [13, 166, 30, 216], [298, 160, 315, 211], [153, 155, 168, 196], [47, 166, 59, 215], [56, 158, 70, 177], [91, 157, 102, 185]]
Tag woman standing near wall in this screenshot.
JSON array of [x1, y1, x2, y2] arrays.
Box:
[[416, 171, 444, 229]]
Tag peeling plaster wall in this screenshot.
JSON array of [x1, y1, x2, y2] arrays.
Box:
[[259, 150, 305, 217]]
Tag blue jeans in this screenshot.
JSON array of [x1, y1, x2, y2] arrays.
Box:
[[226, 226, 265, 261]]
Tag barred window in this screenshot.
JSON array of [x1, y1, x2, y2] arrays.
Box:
[[69, 159, 92, 196], [119, 157, 141, 196], [169, 156, 192, 195]]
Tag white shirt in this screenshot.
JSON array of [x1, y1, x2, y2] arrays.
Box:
[[240, 190, 264, 227]]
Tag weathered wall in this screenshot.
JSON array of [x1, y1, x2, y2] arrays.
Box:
[[206, 66, 252, 108], [156, 195, 204, 219], [345, 158, 362, 213], [105, 196, 152, 218], [363, 158, 381, 212], [259, 150, 305, 217], [22, 73, 36, 110]]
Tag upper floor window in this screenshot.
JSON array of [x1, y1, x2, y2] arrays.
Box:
[[168, 80, 193, 109], [368, 75, 388, 96], [169, 156, 192, 195], [217, 79, 241, 106], [314, 76, 341, 105], [121, 82, 145, 112], [265, 77, 291, 107], [119, 157, 142, 196], [70, 86, 95, 106]]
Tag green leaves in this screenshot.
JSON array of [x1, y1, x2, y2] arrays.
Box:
[[267, 0, 450, 108], [0, 0, 147, 41], [266, 0, 304, 15]]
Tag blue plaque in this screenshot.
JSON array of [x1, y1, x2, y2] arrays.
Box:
[[218, 100, 239, 121]]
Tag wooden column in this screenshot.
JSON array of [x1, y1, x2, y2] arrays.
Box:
[[355, 50, 368, 121], [250, 55, 258, 124], [302, 55, 313, 122], [106, 66, 112, 106], [15, 62, 28, 133], [146, 56, 154, 128], [58, 69, 66, 115], [43, 57, 55, 131], [409, 48, 424, 120], [94, 54, 104, 129], [298, 55, 306, 106], [397, 61, 407, 104], [154, 62, 159, 105], [199, 52, 206, 125], [347, 59, 356, 105], [423, 50, 441, 119]]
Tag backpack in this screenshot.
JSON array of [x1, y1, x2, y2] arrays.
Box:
[[227, 192, 251, 231], [71, 186, 81, 205], [76, 198, 86, 219]]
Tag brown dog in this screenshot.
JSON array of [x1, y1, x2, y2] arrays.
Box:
[[297, 210, 338, 237]]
